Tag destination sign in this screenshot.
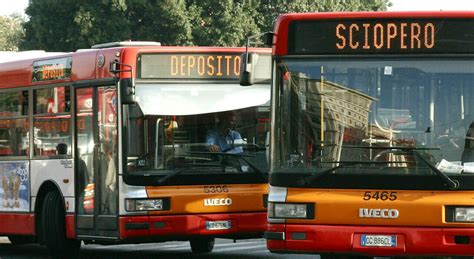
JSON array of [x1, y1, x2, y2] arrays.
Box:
[[138, 53, 242, 80], [288, 19, 474, 55], [32, 57, 72, 82]]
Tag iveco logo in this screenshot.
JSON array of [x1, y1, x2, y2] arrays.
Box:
[[204, 198, 232, 206], [359, 208, 399, 218]]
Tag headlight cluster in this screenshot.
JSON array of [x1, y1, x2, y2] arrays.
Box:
[[455, 207, 474, 222], [446, 206, 474, 222], [125, 198, 169, 212], [268, 202, 315, 219]]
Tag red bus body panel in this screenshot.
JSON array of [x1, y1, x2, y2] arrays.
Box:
[[119, 212, 266, 239], [267, 223, 474, 256]]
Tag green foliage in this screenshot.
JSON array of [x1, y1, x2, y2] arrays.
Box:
[[0, 14, 25, 51], [188, 0, 260, 46], [127, 0, 193, 46], [258, 0, 391, 32], [20, 0, 391, 51]]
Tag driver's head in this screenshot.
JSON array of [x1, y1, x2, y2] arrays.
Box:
[[218, 111, 237, 131]]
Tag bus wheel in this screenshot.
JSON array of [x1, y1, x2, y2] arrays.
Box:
[[190, 237, 215, 253], [42, 191, 81, 258], [7, 235, 35, 245]]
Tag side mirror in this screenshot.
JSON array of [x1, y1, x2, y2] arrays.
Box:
[[239, 52, 259, 86], [124, 104, 145, 157], [110, 61, 135, 104], [154, 118, 165, 169]]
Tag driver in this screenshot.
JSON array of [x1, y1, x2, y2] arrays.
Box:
[[206, 111, 244, 154]]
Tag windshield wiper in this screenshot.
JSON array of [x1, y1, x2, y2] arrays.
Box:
[[338, 145, 459, 189], [410, 150, 459, 189], [188, 151, 267, 179], [155, 167, 191, 184], [154, 163, 223, 185], [297, 161, 366, 186]]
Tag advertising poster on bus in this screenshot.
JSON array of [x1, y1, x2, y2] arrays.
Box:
[[0, 161, 29, 212]]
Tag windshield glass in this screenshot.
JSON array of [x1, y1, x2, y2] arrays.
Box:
[[274, 58, 474, 181], [125, 83, 270, 181]]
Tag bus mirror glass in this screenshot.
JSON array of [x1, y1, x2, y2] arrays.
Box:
[[124, 104, 144, 157], [239, 52, 258, 86], [120, 78, 136, 104], [155, 118, 165, 169]]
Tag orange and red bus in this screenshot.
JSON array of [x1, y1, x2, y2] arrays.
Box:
[[0, 42, 271, 257], [257, 11, 474, 257]]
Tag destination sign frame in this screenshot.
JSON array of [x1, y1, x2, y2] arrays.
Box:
[[138, 53, 242, 80], [32, 57, 72, 82], [288, 18, 474, 55]]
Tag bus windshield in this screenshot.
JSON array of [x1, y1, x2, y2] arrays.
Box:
[[124, 83, 270, 183], [274, 58, 474, 186]]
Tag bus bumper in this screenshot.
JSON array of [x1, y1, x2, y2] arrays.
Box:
[[266, 223, 474, 256], [119, 212, 266, 240]]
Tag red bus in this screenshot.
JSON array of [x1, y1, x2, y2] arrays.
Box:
[[0, 42, 271, 258], [254, 11, 474, 258]]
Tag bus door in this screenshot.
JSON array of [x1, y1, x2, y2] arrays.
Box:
[[75, 85, 118, 238]]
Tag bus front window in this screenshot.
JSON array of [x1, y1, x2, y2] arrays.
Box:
[[274, 58, 474, 188], [123, 83, 270, 184]]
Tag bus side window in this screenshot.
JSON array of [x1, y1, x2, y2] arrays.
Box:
[[0, 91, 29, 157]]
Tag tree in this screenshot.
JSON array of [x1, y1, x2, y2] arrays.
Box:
[[22, 0, 193, 51], [21, 0, 392, 51], [127, 0, 193, 46], [258, 0, 391, 32], [0, 14, 25, 51], [188, 0, 260, 47]]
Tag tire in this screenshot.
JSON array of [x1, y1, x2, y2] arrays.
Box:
[[190, 237, 215, 253], [7, 235, 35, 245], [41, 191, 81, 258]]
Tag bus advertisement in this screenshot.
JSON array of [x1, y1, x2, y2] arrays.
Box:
[[0, 42, 271, 258], [261, 11, 474, 257]]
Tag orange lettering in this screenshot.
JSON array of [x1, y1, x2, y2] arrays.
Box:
[[224, 56, 232, 76], [411, 23, 421, 48], [207, 56, 215, 76], [400, 23, 407, 49], [386, 23, 397, 49], [373, 24, 384, 49], [216, 56, 223, 76], [363, 24, 371, 49], [425, 23, 435, 48], [180, 56, 186, 76], [197, 56, 205, 75], [349, 24, 360, 49], [234, 56, 241, 76], [336, 24, 346, 49], [188, 56, 196, 76], [171, 56, 179, 76]]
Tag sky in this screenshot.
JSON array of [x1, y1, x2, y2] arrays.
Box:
[[0, 0, 474, 16]]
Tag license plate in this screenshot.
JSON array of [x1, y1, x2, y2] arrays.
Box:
[[206, 220, 232, 230], [360, 235, 397, 247]]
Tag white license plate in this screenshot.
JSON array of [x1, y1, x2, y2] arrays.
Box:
[[206, 220, 232, 230], [360, 234, 397, 247]]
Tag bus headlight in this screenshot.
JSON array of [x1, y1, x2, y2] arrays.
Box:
[[455, 207, 474, 222], [268, 202, 315, 219], [125, 198, 169, 212]]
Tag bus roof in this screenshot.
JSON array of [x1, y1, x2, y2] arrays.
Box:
[[273, 11, 474, 55], [0, 51, 68, 63], [0, 45, 271, 89]]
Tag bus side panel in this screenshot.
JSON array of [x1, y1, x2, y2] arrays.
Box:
[[31, 159, 75, 214], [0, 213, 35, 235]]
